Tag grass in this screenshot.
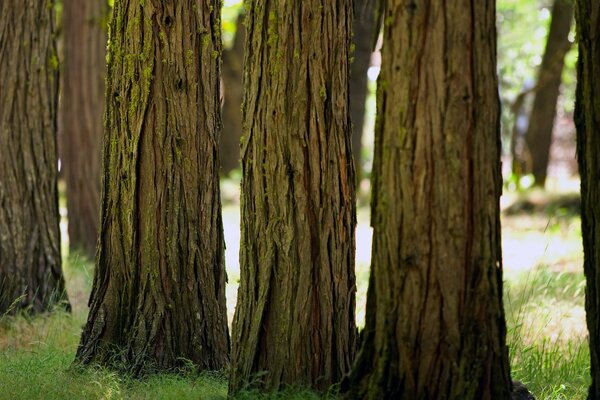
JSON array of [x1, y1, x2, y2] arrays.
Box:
[[503, 192, 590, 399], [505, 266, 590, 399], [0, 190, 591, 399]]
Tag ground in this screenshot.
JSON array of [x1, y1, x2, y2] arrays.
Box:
[[0, 175, 590, 399]]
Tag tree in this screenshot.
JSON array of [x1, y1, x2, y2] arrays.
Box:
[[524, 0, 573, 188], [350, 0, 379, 181], [230, 0, 357, 393], [574, 1, 600, 398], [220, 12, 245, 175], [75, 0, 229, 373], [60, 0, 109, 258], [0, 0, 70, 314], [343, 1, 512, 398]]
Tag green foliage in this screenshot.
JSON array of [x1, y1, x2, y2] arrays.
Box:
[[222, 0, 243, 47]]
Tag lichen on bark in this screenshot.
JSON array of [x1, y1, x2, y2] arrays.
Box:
[[75, 0, 229, 373], [230, 0, 357, 393]]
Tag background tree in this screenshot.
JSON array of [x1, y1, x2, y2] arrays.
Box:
[[0, 0, 70, 314], [343, 1, 512, 398], [220, 11, 245, 175], [350, 0, 379, 181], [574, 1, 600, 398], [59, 0, 109, 258], [75, 0, 229, 373], [524, 0, 573, 187], [230, 0, 357, 393]]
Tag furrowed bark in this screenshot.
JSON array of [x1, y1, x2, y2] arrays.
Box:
[[75, 0, 229, 373], [343, 1, 511, 398], [573, 1, 600, 398], [0, 0, 70, 314], [230, 0, 357, 393]]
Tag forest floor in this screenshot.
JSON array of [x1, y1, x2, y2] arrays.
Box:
[[0, 180, 589, 399]]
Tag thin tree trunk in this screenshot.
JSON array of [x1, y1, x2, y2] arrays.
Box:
[[574, 1, 600, 398], [75, 0, 229, 373], [350, 0, 378, 181], [525, 0, 573, 188], [0, 0, 70, 314], [60, 0, 108, 258], [343, 1, 511, 399], [230, 0, 357, 393], [220, 12, 245, 175]]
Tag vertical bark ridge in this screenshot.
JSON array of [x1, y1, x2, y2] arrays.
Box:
[[344, 1, 511, 399], [0, 0, 70, 314], [230, 0, 357, 393], [574, 1, 600, 398], [75, 0, 229, 373]]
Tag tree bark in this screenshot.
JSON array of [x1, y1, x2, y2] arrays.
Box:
[[230, 0, 357, 393], [343, 1, 511, 399], [75, 0, 229, 373], [350, 0, 378, 181], [524, 0, 573, 188], [0, 0, 70, 314], [574, 2, 600, 399], [59, 0, 108, 259], [220, 12, 245, 175]]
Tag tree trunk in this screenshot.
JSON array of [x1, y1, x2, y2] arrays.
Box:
[[220, 12, 245, 175], [75, 0, 229, 373], [524, 0, 573, 188], [343, 1, 511, 399], [574, 2, 600, 399], [230, 0, 357, 393], [350, 0, 378, 181], [0, 0, 70, 314], [59, 0, 108, 259]]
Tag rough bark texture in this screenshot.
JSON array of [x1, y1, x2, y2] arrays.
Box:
[[220, 12, 245, 175], [574, 2, 600, 399], [230, 0, 357, 393], [524, 0, 573, 188], [0, 0, 70, 314], [343, 1, 511, 399], [75, 0, 229, 373], [350, 0, 378, 180], [60, 0, 108, 258]]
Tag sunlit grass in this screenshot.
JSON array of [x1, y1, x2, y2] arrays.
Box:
[[503, 192, 589, 399]]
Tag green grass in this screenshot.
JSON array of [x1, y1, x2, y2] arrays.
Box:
[[505, 267, 590, 400], [503, 195, 590, 400], [0, 194, 592, 399]]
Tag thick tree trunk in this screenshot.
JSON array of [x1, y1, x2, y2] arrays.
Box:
[[350, 0, 378, 181], [60, 0, 108, 258], [220, 12, 245, 175], [343, 1, 511, 399], [525, 0, 573, 188], [230, 0, 357, 393], [0, 0, 70, 314], [574, 2, 600, 399], [75, 0, 229, 373]]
